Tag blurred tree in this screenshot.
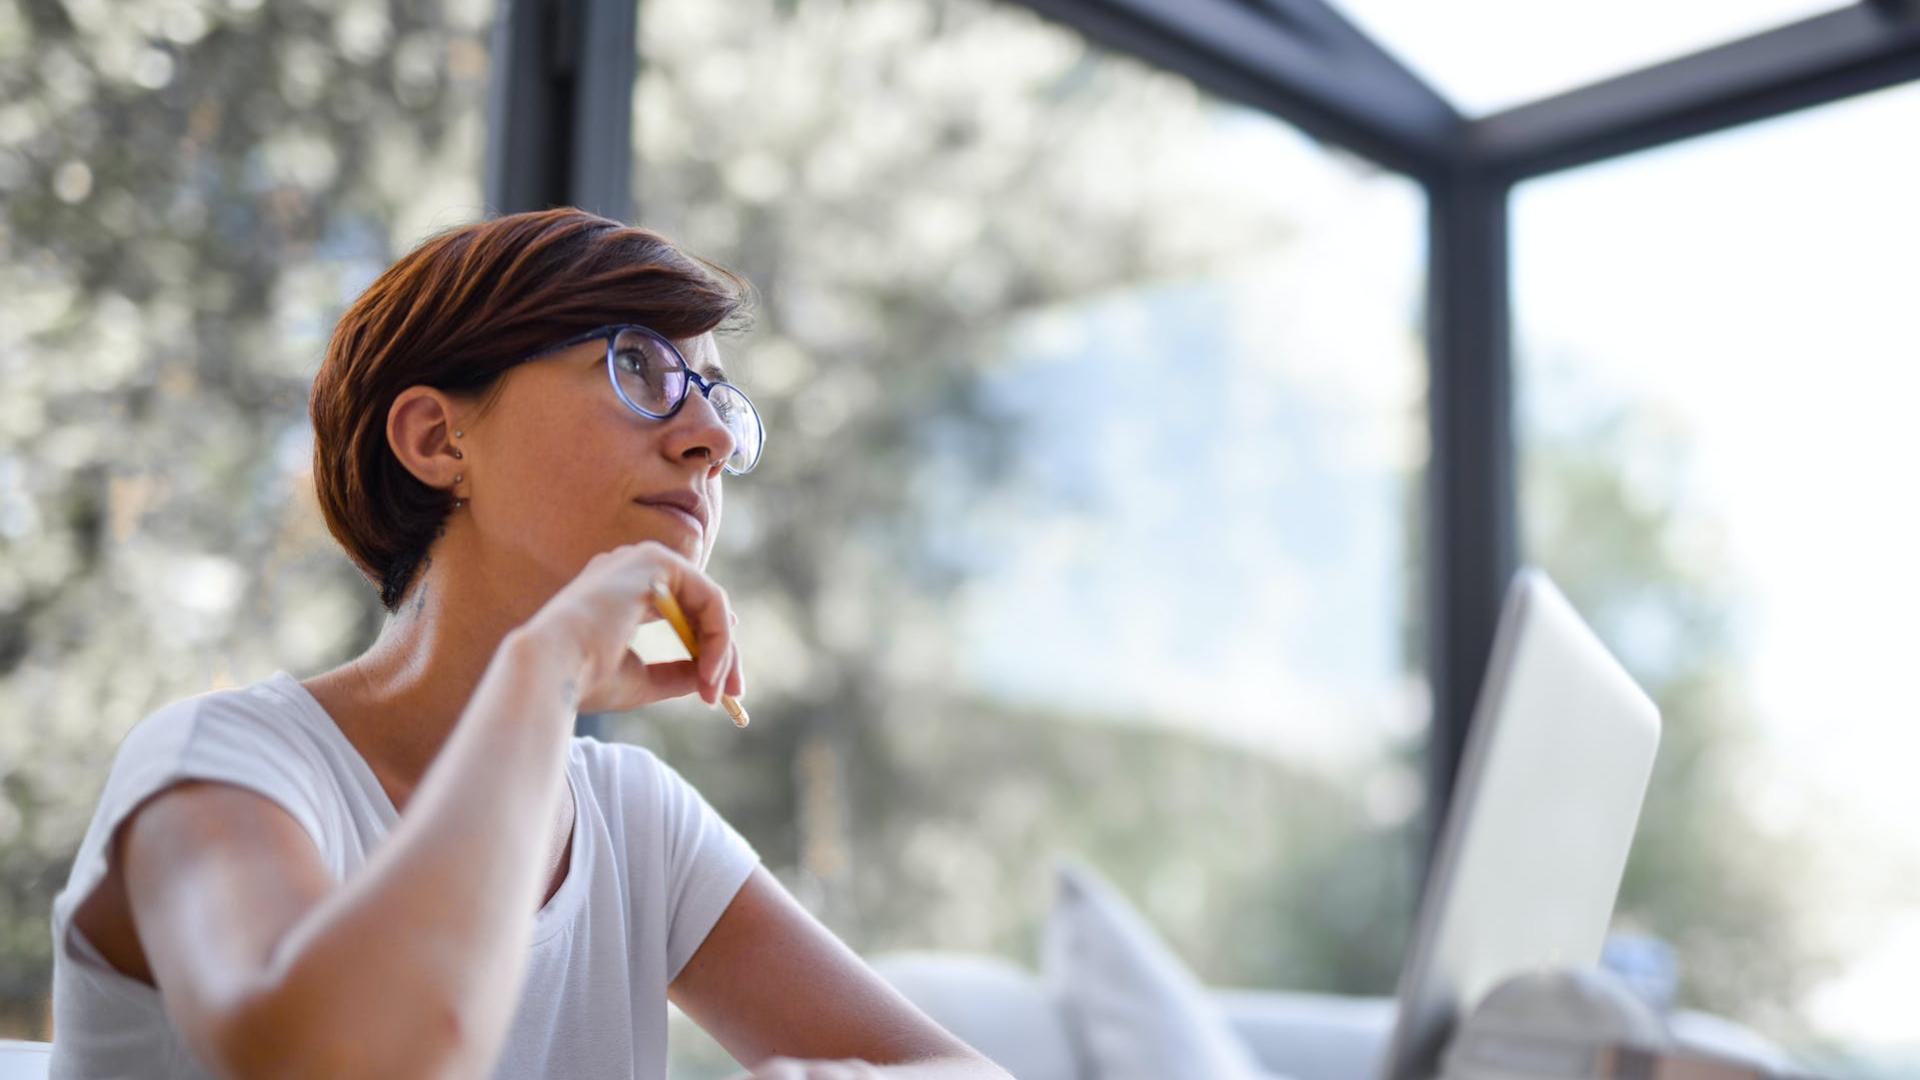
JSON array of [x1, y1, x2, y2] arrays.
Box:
[[0, 0, 493, 1035], [616, 0, 1309, 939]]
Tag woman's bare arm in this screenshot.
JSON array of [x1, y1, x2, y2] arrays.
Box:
[[669, 865, 1011, 1079], [124, 627, 581, 1079]]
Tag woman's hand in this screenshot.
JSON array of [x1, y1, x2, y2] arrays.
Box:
[[518, 540, 744, 715], [726, 1059, 884, 1080]]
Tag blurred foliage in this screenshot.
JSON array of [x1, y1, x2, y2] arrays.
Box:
[[1520, 366, 1838, 1038], [0, 0, 1842, 1063], [0, 0, 491, 1034], [614, 0, 1337, 955]]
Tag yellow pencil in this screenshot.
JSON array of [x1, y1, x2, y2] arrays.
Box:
[[650, 578, 750, 728]]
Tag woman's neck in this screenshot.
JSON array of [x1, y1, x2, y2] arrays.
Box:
[[304, 538, 548, 808]]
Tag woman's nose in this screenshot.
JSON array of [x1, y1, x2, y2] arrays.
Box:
[[664, 386, 739, 470]]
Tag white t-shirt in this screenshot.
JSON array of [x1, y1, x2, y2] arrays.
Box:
[[46, 669, 761, 1080]]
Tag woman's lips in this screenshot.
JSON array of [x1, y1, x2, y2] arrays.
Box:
[[636, 500, 704, 534]]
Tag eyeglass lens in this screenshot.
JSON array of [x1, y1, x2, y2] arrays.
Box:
[[611, 329, 763, 474]]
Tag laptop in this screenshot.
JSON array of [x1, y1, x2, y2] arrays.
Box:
[[1376, 568, 1663, 1080]]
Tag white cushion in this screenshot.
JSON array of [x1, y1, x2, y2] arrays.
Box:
[[0, 1040, 50, 1080], [1043, 858, 1286, 1080], [1213, 988, 1396, 1080]]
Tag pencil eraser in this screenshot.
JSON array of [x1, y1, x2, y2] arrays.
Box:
[[628, 618, 693, 665]]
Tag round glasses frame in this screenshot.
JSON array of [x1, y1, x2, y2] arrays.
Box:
[[516, 323, 765, 475]]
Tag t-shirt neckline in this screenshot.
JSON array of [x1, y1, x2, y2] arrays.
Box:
[[264, 669, 589, 941]]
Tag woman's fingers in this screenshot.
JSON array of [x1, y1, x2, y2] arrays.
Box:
[[639, 657, 706, 706], [666, 568, 733, 688], [723, 610, 743, 697], [628, 546, 733, 691], [725, 640, 745, 698], [718, 634, 744, 703], [574, 540, 741, 713]]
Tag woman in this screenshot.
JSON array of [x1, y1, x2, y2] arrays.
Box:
[[47, 208, 1006, 1080]]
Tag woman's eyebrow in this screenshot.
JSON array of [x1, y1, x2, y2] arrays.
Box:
[[700, 359, 731, 383]]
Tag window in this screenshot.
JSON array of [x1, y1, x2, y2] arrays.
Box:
[[1514, 80, 1920, 1071], [624, 4, 1428, 1068]]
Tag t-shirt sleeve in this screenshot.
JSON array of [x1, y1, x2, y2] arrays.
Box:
[[51, 691, 332, 979], [637, 747, 761, 982]]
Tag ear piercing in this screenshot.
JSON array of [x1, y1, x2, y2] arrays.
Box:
[[451, 432, 468, 508]]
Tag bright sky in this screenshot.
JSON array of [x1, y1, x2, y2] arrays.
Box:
[[955, 26, 1920, 1057], [1331, 0, 1851, 116]]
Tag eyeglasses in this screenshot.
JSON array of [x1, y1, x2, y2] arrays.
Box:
[[519, 323, 765, 475]]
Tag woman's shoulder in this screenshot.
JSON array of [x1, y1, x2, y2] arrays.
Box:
[[53, 672, 348, 971], [114, 671, 339, 776], [568, 733, 756, 857], [90, 671, 350, 861], [569, 733, 670, 795], [567, 734, 724, 833]]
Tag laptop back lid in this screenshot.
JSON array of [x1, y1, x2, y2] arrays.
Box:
[[1377, 569, 1662, 1080]]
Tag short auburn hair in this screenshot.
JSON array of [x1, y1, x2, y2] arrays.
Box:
[[309, 207, 754, 612]]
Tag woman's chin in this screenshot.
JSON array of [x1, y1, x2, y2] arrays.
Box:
[[639, 527, 702, 560]]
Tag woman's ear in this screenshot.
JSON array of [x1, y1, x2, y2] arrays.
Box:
[[386, 387, 467, 493]]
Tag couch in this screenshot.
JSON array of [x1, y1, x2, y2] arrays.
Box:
[[869, 951, 1801, 1080], [859, 859, 1800, 1080]]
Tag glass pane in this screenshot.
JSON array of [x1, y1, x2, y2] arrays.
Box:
[[628, 0, 1427, 1068], [0, 0, 492, 1037], [1515, 81, 1920, 1075], [1333, 0, 1851, 116]]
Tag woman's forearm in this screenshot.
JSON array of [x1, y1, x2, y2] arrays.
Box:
[[241, 628, 582, 1079]]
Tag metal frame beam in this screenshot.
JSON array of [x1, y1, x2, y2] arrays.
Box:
[[484, 0, 637, 221], [1423, 167, 1515, 870], [1472, 5, 1920, 181], [1011, 0, 1460, 178]]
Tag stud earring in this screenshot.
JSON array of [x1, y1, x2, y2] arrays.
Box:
[[451, 448, 464, 459], [455, 430, 463, 438]]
